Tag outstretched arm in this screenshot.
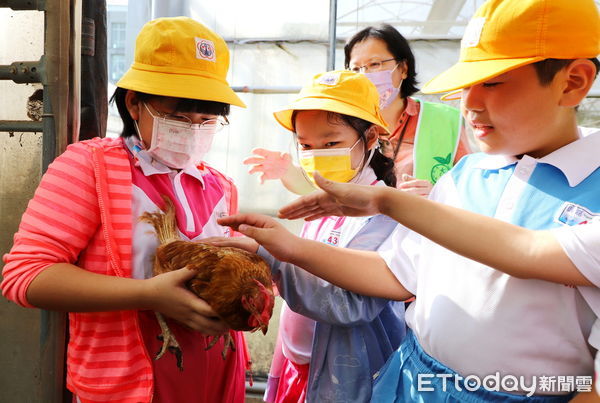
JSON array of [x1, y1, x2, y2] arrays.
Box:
[[244, 148, 315, 195], [279, 173, 593, 286], [206, 235, 399, 324], [217, 213, 411, 300], [267, 254, 396, 324]]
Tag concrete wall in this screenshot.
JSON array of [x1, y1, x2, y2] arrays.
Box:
[[0, 8, 48, 403]]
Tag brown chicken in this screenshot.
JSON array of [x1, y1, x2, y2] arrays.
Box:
[[140, 196, 275, 371]]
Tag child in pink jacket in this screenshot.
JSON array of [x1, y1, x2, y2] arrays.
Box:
[[2, 17, 248, 403]]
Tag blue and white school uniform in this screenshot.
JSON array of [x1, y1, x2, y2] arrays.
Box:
[[375, 129, 600, 402]]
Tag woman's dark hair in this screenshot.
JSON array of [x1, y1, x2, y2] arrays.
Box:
[[109, 87, 230, 138], [532, 58, 600, 85], [344, 24, 419, 99], [291, 110, 397, 187]]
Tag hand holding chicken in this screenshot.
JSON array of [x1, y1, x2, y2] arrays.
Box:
[[140, 196, 275, 371]]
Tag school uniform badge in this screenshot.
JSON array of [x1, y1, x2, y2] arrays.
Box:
[[555, 202, 599, 226], [195, 37, 216, 62]]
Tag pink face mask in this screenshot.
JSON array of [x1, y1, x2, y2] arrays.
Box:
[[364, 66, 401, 109], [143, 103, 217, 169]]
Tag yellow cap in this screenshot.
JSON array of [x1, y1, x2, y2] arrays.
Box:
[[274, 70, 389, 134], [117, 17, 245, 107], [423, 0, 600, 94]]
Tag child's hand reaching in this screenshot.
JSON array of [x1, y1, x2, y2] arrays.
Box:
[[397, 174, 433, 197], [201, 236, 260, 253], [243, 148, 292, 184], [217, 213, 298, 262], [278, 172, 389, 221]]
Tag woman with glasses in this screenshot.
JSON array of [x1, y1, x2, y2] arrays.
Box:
[[245, 24, 471, 197], [2, 17, 248, 403], [345, 24, 471, 195]]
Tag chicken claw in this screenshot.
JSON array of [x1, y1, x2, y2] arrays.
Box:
[[154, 312, 184, 371], [205, 333, 236, 359]]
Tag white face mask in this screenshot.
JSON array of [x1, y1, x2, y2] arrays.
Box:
[[142, 103, 217, 169], [364, 64, 402, 109]]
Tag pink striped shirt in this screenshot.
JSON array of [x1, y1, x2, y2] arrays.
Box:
[[1, 137, 243, 402]]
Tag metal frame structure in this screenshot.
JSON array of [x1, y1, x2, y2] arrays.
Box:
[[0, 1, 77, 401], [0, 0, 72, 171]]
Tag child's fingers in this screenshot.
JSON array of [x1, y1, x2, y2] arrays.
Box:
[[398, 185, 431, 197], [236, 224, 274, 245], [278, 202, 315, 219], [303, 212, 331, 221], [247, 164, 265, 175], [199, 236, 230, 244], [217, 213, 274, 230], [314, 172, 357, 201], [401, 188, 430, 196], [203, 236, 257, 252], [314, 172, 335, 191], [174, 266, 199, 281], [279, 203, 326, 220], [397, 178, 433, 195], [251, 148, 280, 158], [243, 156, 265, 165], [398, 181, 423, 189]]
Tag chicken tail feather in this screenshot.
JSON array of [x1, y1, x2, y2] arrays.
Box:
[[139, 195, 179, 245]]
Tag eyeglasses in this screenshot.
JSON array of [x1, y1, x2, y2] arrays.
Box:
[[350, 58, 397, 73], [145, 102, 230, 132]]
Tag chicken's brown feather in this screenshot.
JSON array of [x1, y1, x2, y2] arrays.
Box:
[[140, 196, 275, 336]]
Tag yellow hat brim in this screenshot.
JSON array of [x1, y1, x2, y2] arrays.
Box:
[[273, 96, 390, 134], [116, 67, 246, 108], [439, 89, 462, 101], [422, 56, 543, 94]]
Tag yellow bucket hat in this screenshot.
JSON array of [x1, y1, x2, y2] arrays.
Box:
[[274, 70, 389, 134], [117, 17, 245, 107], [422, 0, 600, 94]]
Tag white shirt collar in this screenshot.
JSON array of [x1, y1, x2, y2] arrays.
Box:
[[474, 127, 600, 187], [539, 128, 600, 187], [124, 136, 206, 187]]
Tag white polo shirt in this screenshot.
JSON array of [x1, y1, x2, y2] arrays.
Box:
[[379, 129, 600, 394]]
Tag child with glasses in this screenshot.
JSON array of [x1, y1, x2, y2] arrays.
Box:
[[2, 17, 249, 403]]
